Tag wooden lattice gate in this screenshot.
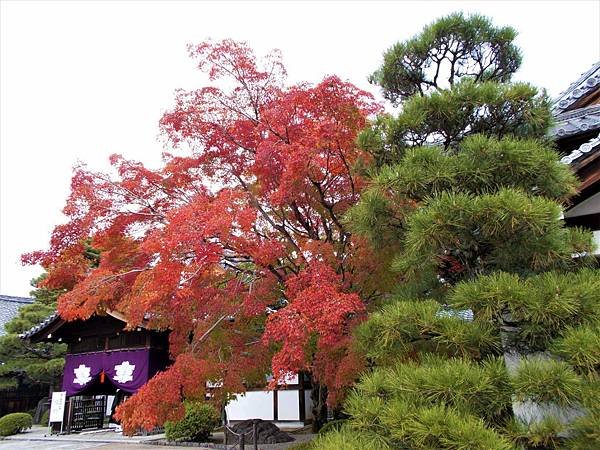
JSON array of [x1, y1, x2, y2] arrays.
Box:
[[68, 396, 106, 431]]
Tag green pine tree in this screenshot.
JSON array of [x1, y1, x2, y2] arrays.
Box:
[[313, 13, 600, 450], [0, 275, 66, 395], [0, 243, 99, 397]]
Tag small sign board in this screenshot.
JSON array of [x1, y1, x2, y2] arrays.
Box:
[[49, 391, 67, 423]]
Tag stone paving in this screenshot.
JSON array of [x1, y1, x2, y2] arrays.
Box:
[[0, 426, 185, 450], [0, 426, 314, 450], [0, 442, 182, 450]]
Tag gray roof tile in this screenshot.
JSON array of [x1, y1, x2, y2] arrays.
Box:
[[550, 105, 600, 139], [20, 311, 60, 340], [0, 295, 33, 337], [552, 61, 600, 114], [560, 132, 600, 165]]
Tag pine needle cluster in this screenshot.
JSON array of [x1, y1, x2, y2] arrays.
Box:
[[313, 12, 600, 450]]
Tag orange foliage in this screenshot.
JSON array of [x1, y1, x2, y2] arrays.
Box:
[[24, 39, 389, 431]]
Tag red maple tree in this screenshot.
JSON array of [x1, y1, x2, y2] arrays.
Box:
[[24, 39, 388, 432]]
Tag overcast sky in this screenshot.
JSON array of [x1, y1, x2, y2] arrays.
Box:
[[1, 0, 599, 297]]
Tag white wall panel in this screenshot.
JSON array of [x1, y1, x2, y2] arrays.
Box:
[[277, 390, 299, 420], [225, 391, 274, 421]]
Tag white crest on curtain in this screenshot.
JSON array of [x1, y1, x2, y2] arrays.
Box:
[[73, 364, 92, 385], [114, 361, 136, 383]]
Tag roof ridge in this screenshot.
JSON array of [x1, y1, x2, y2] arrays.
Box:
[[0, 294, 34, 303], [552, 61, 600, 113]]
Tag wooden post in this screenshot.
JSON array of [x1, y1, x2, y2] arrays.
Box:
[[253, 421, 258, 450], [240, 432, 245, 450], [66, 398, 73, 434]]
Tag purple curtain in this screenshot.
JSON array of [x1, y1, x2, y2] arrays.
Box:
[[62, 349, 151, 396], [104, 349, 150, 393], [63, 353, 104, 395]]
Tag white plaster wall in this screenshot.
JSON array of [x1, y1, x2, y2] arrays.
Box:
[[277, 390, 300, 420], [504, 351, 584, 427], [225, 391, 274, 421]]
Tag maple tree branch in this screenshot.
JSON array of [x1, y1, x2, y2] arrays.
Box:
[[275, 207, 312, 238], [290, 201, 319, 239], [93, 173, 167, 222], [100, 268, 148, 284], [192, 314, 229, 352], [309, 178, 348, 238], [267, 264, 286, 282], [233, 174, 306, 265], [336, 141, 356, 196]]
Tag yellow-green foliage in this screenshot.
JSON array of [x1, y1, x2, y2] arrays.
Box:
[[164, 402, 219, 442], [0, 413, 33, 436], [355, 300, 499, 364], [338, 11, 600, 450]]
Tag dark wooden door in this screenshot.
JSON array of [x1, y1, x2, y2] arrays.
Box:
[[69, 396, 106, 431]]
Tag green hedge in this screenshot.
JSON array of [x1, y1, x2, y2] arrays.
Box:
[[165, 402, 220, 442], [0, 413, 33, 436]]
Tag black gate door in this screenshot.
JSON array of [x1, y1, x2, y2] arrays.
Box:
[[69, 396, 106, 431]]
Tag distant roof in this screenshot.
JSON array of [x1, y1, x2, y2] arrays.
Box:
[[0, 295, 34, 337], [552, 61, 600, 114]]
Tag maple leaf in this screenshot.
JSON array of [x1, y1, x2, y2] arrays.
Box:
[[26, 39, 387, 431]]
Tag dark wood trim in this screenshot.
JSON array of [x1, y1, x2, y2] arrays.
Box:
[[570, 89, 600, 111], [572, 149, 600, 172], [298, 391, 305, 422], [273, 389, 278, 421], [298, 380, 306, 423], [29, 317, 65, 343], [580, 170, 600, 191]]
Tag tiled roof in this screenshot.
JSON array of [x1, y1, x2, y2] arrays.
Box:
[[560, 132, 600, 165], [552, 61, 600, 114], [20, 309, 148, 341], [20, 311, 60, 340], [0, 295, 34, 337], [551, 61, 600, 166], [550, 105, 600, 139]]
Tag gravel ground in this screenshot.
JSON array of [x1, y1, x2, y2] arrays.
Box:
[[150, 432, 315, 449]]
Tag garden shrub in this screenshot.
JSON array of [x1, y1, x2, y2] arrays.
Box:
[[164, 401, 220, 442], [0, 413, 33, 436], [318, 419, 345, 435], [311, 428, 389, 450]]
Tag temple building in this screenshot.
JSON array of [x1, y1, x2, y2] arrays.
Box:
[[552, 61, 600, 252], [22, 310, 169, 432], [22, 308, 313, 432]]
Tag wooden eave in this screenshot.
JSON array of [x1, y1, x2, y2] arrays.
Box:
[[24, 309, 149, 344]]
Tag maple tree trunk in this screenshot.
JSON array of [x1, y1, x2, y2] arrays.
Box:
[[311, 382, 328, 432]]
